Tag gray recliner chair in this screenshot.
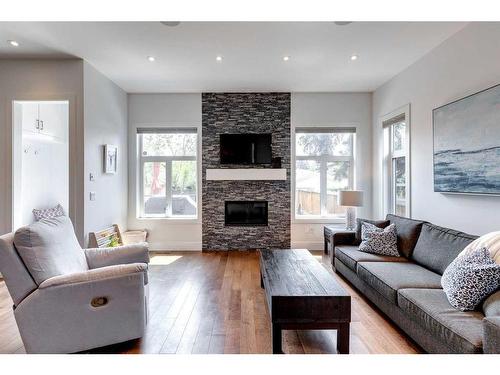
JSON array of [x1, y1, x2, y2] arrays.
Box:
[[0, 216, 149, 354]]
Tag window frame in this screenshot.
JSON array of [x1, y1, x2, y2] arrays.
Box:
[[292, 127, 356, 223], [137, 129, 199, 220], [382, 104, 411, 218]]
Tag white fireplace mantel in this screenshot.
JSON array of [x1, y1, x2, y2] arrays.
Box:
[[206, 168, 287, 181]]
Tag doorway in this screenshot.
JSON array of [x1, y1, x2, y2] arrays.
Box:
[[12, 100, 69, 229]]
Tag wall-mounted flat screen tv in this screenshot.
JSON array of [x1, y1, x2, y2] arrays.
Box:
[[220, 134, 272, 164]]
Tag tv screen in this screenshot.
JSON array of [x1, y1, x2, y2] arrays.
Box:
[[220, 134, 272, 164]]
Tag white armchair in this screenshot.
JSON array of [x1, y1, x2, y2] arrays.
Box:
[[0, 216, 149, 353]]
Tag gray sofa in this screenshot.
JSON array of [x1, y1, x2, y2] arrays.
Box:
[[0, 216, 150, 353], [331, 214, 500, 354]]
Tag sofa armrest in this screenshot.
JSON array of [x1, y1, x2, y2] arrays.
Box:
[[84, 243, 150, 269], [39, 263, 148, 289], [483, 317, 500, 354], [332, 232, 356, 247]]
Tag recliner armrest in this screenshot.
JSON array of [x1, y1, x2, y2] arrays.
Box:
[[483, 317, 500, 354], [39, 263, 147, 289], [84, 243, 150, 269]]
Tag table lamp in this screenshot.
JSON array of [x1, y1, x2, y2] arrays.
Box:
[[338, 190, 364, 230]]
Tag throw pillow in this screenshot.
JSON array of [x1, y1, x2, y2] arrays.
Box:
[[459, 231, 500, 264], [359, 222, 399, 257], [442, 247, 500, 311], [354, 218, 390, 245], [33, 204, 65, 221]]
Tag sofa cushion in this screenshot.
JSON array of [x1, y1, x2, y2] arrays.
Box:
[[354, 218, 390, 245], [482, 290, 500, 317], [385, 214, 425, 258], [14, 216, 88, 285], [398, 288, 484, 353], [357, 262, 442, 304], [335, 245, 408, 272], [411, 223, 477, 275]]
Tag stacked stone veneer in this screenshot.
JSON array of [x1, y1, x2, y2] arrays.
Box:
[[202, 93, 291, 250]]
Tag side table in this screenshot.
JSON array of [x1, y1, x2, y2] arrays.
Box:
[[323, 225, 356, 260]]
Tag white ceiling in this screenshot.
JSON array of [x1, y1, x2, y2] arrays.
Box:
[[0, 22, 467, 93]]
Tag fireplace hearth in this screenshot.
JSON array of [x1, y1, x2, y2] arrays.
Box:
[[225, 201, 268, 226]]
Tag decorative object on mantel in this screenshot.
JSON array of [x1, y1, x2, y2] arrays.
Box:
[[338, 190, 364, 230], [103, 144, 118, 174], [271, 157, 282, 169], [433, 83, 500, 195]]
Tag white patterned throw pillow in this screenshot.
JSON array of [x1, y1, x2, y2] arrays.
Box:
[[32, 204, 65, 221], [442, 247, 500, 311], [359, 222, 399, 257], [459, 231, 500, 264]]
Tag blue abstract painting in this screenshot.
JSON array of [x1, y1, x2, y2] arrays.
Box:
[[433, 84, 500, 194]]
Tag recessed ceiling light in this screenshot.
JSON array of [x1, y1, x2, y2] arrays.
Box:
[[216, 55, 223, 62], [8, 40, 19, 47], [283, 56, 290, 61], [160, 21, 181, 27], [350, 54, 358, 61], [147, 56, 155, 62]]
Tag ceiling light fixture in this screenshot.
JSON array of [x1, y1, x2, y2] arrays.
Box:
[[350, 54, 358, 61], [160, 21, 181, 27], [334, 21, 353, 26], [283, 56, 290, 61], [216, 55, 223, 62], [8, 40, 19, 47], [147, 56, 156, 62]]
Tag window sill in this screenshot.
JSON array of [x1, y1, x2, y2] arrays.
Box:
[[136, 216, 200, 224]]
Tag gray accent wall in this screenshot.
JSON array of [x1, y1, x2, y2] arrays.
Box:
[[202, 93, 291, 250]]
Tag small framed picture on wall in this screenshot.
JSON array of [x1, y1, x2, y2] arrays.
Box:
[[104, 144, 118, 174]]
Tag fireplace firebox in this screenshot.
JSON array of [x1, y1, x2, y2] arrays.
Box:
[[224, 201, 268, 226]]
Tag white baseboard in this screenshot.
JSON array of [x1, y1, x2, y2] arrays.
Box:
[[147, 241, 324, 252], [148, 241, 202, 252], [291, 241, 324, 251]]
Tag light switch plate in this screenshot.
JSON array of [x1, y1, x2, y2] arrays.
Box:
[[90, 192, 96, 201]]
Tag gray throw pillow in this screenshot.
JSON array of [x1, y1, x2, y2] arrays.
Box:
[[33, 204, 65, 221], [442, 247, 500, 311], [359, 222, 399, 257], [14, 216, 88, 285]]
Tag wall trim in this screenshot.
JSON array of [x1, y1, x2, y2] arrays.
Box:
[[148, 241, 202, 251]]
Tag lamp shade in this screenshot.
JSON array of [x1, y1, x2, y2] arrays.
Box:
[[338, 190, 364, 207]]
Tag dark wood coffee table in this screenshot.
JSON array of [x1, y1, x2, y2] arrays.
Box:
[[259, 249, 351, 354]]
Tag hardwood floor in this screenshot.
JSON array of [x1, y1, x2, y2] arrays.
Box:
[[0, 251, 421, 354]]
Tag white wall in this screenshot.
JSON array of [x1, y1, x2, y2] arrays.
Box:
[[127, 94, 202, 251], [128, 92, 373, 251], [372, 23, 500, 235], [0, 60, 85, 241], [291, 92, 373, 249], [83, 63, 128, 245]]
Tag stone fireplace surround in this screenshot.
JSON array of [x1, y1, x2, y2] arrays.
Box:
[[202, 93, 291, 251]]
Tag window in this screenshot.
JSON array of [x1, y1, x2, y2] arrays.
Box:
[[294, 128, 355, 219], [137, 128, 198, 218], [383, 106, 410, 217]]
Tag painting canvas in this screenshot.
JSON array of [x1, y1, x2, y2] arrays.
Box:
[[104, 144, 118, 174], [433, 84, 500, 194]]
